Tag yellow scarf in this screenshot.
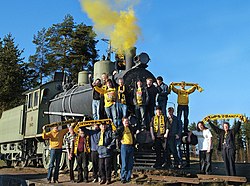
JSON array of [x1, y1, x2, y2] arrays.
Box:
[[136, 87, 143, 105], [203, 114, 247, 123], [171, 82, 204, 92], [118, 85, 126, 104], [98, 131, 104, 146], [153, 115, 165, 135], [73, 135, 90, 155]]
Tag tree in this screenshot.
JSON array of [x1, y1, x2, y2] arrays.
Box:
[[0, 34, 26, 112], [41, 14, 98, 83], [28, 27, 49, 86]]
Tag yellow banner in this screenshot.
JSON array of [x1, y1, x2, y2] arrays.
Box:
[[171, 82, 204, 92], [202, 114, 247, 123], [44, 119, 77, 128], [74, 118, 116, 133]]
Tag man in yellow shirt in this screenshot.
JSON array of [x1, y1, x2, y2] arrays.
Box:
[[170, 82, 197, 132], [42, 125, 71, 183], [114, 117, 135, 183]]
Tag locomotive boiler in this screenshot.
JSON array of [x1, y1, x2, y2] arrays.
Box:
[[0, 49, 155, 169]]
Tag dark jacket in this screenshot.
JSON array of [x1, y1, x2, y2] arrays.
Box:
[[96, 130, 114, 158], [168, 115, 182, 138], [114, 125, 136, 146], [133, 86, 149, 106], [147, 85, 158, 106], [89, 76, 101, 100], [89, 129, 100, 151], [209, 121, 241, 151], [157, 82, 169, 102]]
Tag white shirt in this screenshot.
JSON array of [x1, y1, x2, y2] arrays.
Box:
[[193, 129, 213, 151]]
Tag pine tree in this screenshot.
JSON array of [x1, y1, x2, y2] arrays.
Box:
[[0, 34, 26, 112]]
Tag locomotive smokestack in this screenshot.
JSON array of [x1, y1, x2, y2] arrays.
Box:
[[125, 47, 136, 70]]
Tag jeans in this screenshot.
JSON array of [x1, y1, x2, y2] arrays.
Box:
[[92, 99, 100, 120], [116, 103, 127, 126], [47, 148, 62, 181], [120, 144, 134, 182], [91, 151, 99, 179], [222, 147, 236, 176], [155, 137, 167, 166], [177, 105, 189, 132], [99, 157, 112, 181], [166, 136, 181, 166], [69, 154, 76, 181], [135, 105, 146, 130], [176, 139, 182, 163], [105, 104, 118, 127], [77, 152, 89, 181]]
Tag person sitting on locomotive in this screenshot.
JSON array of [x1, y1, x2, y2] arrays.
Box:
[[133, 79, 149, 131], [165, 107, 182, 169], [42, 125, 72, 183], [96, 123, 114, 185], [65, 126, 77, 183], [71, 128, 91, 183], [155, 76, 170, 116], [100, 73, 109, 119], [94, 79, 118, 127], [89, 74, 102, 120], [150, 106, 169, 168], [170, 82, 197, 133], [114, 117, 135, 184], [209, 120, 242, 176], [146, 77, 159, 129], [188, 121, 213, 175]]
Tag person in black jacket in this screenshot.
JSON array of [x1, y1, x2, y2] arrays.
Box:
[[114, 117, 135, 183], [209, 120, 241, 176]]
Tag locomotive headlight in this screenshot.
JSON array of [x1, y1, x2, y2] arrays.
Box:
[[134, 52, 150, 65]]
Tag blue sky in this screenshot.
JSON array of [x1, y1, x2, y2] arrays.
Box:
[[1, 0, 249, 124]]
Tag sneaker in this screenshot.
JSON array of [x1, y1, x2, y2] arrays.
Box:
[[99, 179, 106, 184], [93, 178, 98, 183], [54, 180, 60, 183], [106, 180, 112, 185], [47, 179, 51, 184], [121, 180, 126, 184]]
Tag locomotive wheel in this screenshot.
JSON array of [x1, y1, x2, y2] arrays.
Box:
[[13, 154, 27, 168], [42, 143, 50, 169]]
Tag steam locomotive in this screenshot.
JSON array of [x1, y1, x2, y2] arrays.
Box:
[[0, 49, 156, 169]]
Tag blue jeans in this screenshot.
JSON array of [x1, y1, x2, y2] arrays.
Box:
[[176, 139, 182, 163], [116, 103, 127, 126], [135, 105, 146, 130], [177, 105, 189, 132], [120, 144, 134, 182], [92, 99, 100, 120], [105, 104, 118, 127], [47, 148, 62, 181]]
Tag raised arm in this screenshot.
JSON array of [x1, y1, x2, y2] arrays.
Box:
[[42, 126, 52, 139], [94, 86, 107, 95], [233, 121, 242, 134], [187, 85, 196, 94], [170, 84, 179, 94], [209, 121, 222, 134]]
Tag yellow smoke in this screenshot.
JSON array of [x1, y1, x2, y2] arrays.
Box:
[[80, 0, 140, 53]]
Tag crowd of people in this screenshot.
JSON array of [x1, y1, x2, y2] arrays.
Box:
[[41, 72, 242, 184]]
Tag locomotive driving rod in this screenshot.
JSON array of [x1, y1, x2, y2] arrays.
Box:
[[74, 119, 117, 133]]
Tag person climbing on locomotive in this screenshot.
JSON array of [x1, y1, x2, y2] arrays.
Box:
[[89, 74, 102, 120], [170, 81, 197, 132], [65, 126, 77, 183], [89, 124, 100, 183], [155, 76, 170, 116], [165, 107, 182, 168], [133, 79, 149, 131], [188, 121, 213, 175], [114, 117, 135, 184], [94, 79, 118, 127], [96, 123, 114, 184], [150, 106, 169, 168], [209, 120, 242, 176], [146, 77, 159, 129], [42, 125, 72, 183], [100, 73, 109, 119]]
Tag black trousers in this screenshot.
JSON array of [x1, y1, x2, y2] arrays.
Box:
[[91, 151, 99, 179], [155, 137, 167, 166], [199, 150, 213, 174], [99, 157, 111, 181], [222, 147, 236, 176], [77, 152, 89, 181], [69, 154, 76, 181], [166, 136, 181, 166]]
